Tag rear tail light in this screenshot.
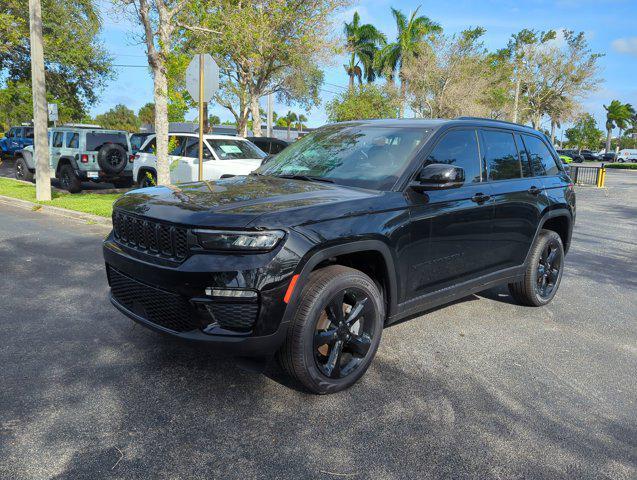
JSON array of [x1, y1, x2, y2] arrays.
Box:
[[80, 154, 89, 163], [129, 154, 136, 163]]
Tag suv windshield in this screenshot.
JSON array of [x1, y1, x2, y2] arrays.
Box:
[[207, 139, 266, 160], [86, 132, 128, 151], [257, 124, 430, 190]]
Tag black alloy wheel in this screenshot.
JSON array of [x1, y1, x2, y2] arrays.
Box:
[[313, 287, 376, 379], [106, 149, 124, 168], [278, 265, 384, 394], [536, 239, 563, 300], [15, 158, 32, 181], [508, 229, 565, 307]]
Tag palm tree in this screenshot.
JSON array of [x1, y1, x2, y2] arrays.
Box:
[[604, 100, 634, 153], [284, 111, 298, 140], [343, 12, 386, 89], [297, 114, 308, 132], [376, 7, 441, 117]]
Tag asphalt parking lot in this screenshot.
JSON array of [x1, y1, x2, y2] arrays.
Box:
[[1, 171, 635, 479]]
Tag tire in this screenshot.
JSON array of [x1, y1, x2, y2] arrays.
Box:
[[277, 265, 384, 394], [618, 158, 625, 163], [97, 143, 128, 174], [58, 164, 82, 193], [138, 171, 157, 188], [508, 230, 565, 307], [15, 157, 33, 182]]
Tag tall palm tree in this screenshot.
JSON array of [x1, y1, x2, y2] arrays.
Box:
[[297, 114, 308, 132], [343, 12, 386, 89], [284, 111, 298, 140], [376, 7, 441, 117], [604, 100, 634, 153]]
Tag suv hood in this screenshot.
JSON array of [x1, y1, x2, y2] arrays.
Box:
[[113, 175, 382, 228]]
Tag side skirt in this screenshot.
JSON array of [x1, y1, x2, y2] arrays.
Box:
[[387, 265, 525, 325]]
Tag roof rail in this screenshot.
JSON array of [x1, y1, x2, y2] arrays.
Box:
[[456, 116, 530, 129]]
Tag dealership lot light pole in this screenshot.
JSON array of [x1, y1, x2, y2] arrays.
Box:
[[28, 0, 51, 201]]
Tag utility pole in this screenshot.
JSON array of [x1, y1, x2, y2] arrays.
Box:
[[267, 93, 273, 137], [28, 0, 51, 201]]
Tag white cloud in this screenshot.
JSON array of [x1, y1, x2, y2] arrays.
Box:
[[612, 37, 637, 56]]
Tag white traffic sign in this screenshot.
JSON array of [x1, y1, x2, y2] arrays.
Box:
[[47, 103, 58, 122], [186, 54, 219, 103]]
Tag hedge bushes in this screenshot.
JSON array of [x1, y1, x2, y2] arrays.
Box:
[[605, 163, 637, 170]]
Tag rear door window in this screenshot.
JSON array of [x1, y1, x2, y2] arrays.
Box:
[[85, 132, 128, 151], [66, 133, 79, 148], [140, 138, 156, 153], [169, 135, 187, 156], [481, 130, 522, 181], [424, 129, 483, 183], [52, 132, 64, 148], [24, 128, 34, 139], [522, 135, 559, 176]]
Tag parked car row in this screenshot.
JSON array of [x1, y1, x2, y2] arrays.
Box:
[[12, 125, 288, 192]]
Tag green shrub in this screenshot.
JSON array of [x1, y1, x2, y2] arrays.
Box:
[[605, 163, 637, 170]]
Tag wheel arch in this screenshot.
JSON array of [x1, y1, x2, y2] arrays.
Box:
[[56, 156, 78, 175], [538, 209, 573, 254], [136, 166, 157, 184], [289, 240, 399, 323]]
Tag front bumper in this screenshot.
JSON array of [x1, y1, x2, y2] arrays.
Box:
[[103, 232, 302, 356]]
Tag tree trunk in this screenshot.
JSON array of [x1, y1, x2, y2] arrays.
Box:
[[512, 75, 521, 123], [550, 120, 557, 144], [399, 74, 406, 119], [617, 128, 623, 151], [203, 102, 210, 133], [605, 127, 612, 154], [153, 65, 170, 186], [348, 73, 354, 90], [250, 94, 262, 137]]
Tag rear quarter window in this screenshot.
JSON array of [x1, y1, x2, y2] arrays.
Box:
[[85, 132, 128, 151], [523, 135, 559, 176]]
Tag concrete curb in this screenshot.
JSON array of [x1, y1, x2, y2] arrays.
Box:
[[0, 194, 112, 227]]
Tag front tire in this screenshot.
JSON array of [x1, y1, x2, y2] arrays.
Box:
[[277, 265, 384, 394], [509, 230, 564, 307]]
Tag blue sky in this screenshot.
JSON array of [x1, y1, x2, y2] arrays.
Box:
[[96, 0, 637, 137]]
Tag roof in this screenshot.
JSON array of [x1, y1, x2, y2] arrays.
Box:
[[334, 117, 540, 134], [145, 132, 247, 140]]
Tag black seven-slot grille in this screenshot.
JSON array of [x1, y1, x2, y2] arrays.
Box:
[[112, 210, 188, 260], [108, 267, 199, 332]]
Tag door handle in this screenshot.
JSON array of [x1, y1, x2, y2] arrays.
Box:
[[471, 193, 491, 203], [528, 186, 542, 195]]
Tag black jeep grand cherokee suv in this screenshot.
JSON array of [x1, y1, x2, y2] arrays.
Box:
[[104, 118, 575, 394]]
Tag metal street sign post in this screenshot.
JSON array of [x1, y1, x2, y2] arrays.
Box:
[[186, 54, 219, 181]]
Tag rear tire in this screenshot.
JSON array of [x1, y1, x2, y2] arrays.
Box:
[[277, 265, 384, 394], [508, 230, 564, 307], [58, 164, 81, 193], [15, 157, 34, 182]]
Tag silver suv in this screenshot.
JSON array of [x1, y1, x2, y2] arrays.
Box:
[[15, 126, 133, 193]]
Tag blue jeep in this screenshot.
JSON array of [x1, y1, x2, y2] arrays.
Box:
[[1, 125, 34, 159]]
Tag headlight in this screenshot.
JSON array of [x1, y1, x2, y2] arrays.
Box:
[[193, 229, 285, 251]]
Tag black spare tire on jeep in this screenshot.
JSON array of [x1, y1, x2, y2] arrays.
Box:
[[97, 143, 128, 174]]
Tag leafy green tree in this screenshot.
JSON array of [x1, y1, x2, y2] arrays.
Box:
[[326, 84, 400, 122], [138, 103, 155, 127], [283, 111, 298, 140], [376, 7, 441, 117], [343, 12, 386, 88], [564, 113, 603, 151], [209, 115, 221, 126], [183, 0, 342, 137], [603, 100, 634, 153], [1, 0, 112, 119], [94, 105, 140, 132], [506, 29, 556, 123]]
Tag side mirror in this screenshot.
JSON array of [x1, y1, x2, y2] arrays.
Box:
[[413, 163, 465, 190]]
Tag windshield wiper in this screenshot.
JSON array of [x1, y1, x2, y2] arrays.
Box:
[[275, 174, 334, 184]]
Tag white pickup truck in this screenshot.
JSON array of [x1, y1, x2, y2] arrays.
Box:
[[132, 133, 267, 187]]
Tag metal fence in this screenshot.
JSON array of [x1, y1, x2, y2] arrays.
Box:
[[569, 165, 606, 187]]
